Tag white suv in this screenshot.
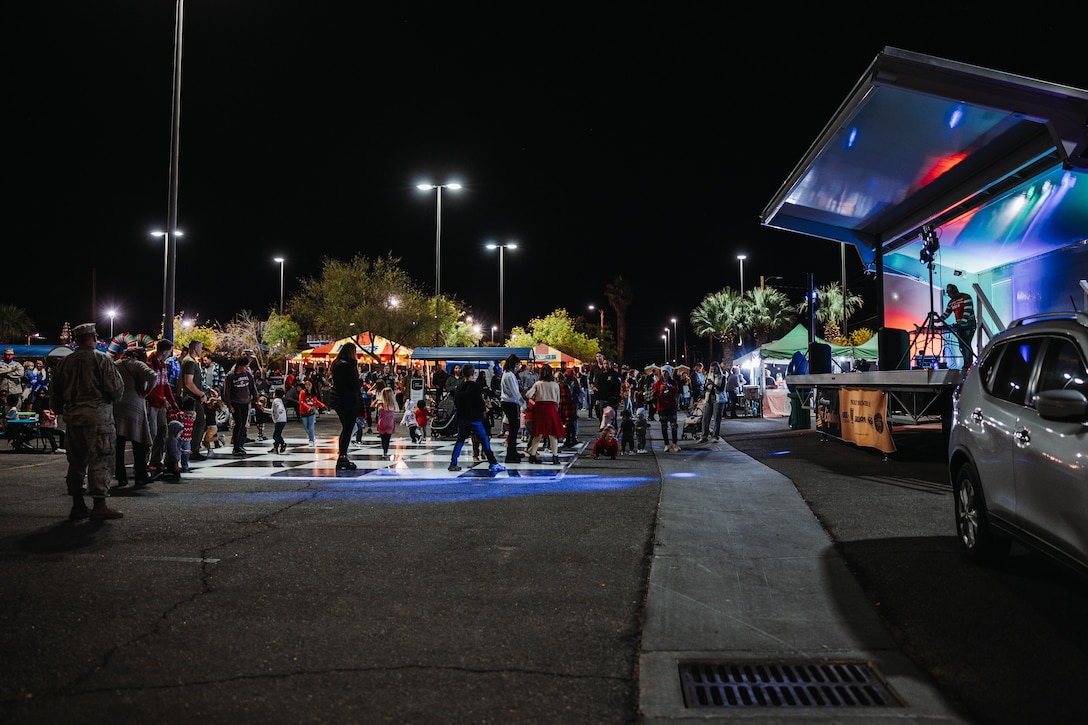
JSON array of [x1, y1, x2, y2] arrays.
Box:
[[948, 311, 1088, 578]]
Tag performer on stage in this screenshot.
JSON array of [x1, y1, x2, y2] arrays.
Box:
[[941, 284, 976, 368]]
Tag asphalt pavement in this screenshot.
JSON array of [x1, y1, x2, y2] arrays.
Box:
[[0, 407, 969, 723]]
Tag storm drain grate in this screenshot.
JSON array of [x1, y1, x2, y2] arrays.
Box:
[[678, 660, 903, 708]]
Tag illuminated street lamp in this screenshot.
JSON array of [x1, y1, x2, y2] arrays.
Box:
[[492, 325, 497, 344], [151, 230, 183, 339], [274, 257, 285, 314], [107, 310, 116, 339], [670, 317, 678, 363], [417, 181, 462, 344], [485, 241, 517, 340], [737, 253, 747, 295], [662, 334, 668, 362], [588, 304, 605, 333]]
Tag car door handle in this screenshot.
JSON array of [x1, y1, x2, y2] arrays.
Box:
[[971, 408, 983, 423], [1014, 428, 1030, 445]]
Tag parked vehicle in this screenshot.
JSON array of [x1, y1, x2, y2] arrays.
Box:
[[948, 311, 1088, 578]]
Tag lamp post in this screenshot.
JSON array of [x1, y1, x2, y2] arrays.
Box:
[[417, 181, 462, 345], [588, 304, 605, 334], [737, 254, 747, 295], [107, 309, 116, 339], [492, 325, 497, 344], [485, 241, 516, 340], [662, 334, 668, 362], [151, 230, 183, 339], [670, 317, 678, 363], [274, 257, 285, 315]]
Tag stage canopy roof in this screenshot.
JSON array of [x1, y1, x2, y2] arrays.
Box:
[[760, 47, 1088, 283]]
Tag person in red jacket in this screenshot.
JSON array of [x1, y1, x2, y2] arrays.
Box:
[[593, 425, 619, 460]]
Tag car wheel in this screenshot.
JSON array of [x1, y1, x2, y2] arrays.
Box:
[[953, 461, 1011, 565]]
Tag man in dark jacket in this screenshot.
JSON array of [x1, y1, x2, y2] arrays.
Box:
[[222, 356, 260, 454], [448, 363, 504, 473]]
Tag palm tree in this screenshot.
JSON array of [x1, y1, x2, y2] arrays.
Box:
[[0, 304, 35, 343], [605, 275, 633, 365], [690, 288, 745, 370], [743, 287, 795, 348], [800, 283, 863, 342]]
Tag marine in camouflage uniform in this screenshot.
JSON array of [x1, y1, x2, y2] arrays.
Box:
[[50, 323, 125, 521]]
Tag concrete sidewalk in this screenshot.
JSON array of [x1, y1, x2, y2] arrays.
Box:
[[638, 415, 964, 722]]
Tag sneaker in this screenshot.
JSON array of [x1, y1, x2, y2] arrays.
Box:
[[448, 464, 462, 472], [257, 435, 267, 441], [233, 448, 247, 455], [489, 463, 506, 473], [189, 453, 207, 461], [637, 448, 647, 454], [69, 504, 91, 521]]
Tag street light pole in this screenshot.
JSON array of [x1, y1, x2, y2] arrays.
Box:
[[417, 182, 462, 345], [485, 241, 517, 340], [492, 325, 497, 344], [664, 327, 671, 364], [274, 257, 285, 314], [151, 230, 183, 339], [670, 317, 678, 363], [737, 254, 747, 295], [589, 304, 605, 334], [108, 309, 116, 340]]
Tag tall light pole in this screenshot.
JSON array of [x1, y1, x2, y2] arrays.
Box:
[[491, 325, 497, 344], [662, 334, 668, 362], [670, 317, 678, 363], [108, 309, 116, 340], [485, 241, 516, 340], [160, 0, 185, 343], [417, 182, 462, 345], [588, 304, 605, 333], [152, 230, 183, 339], [274, 257, 285, 315], [737, 254, 747, 295]]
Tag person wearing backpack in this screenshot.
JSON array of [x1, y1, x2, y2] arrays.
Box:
[[653, 366, 681, 452]]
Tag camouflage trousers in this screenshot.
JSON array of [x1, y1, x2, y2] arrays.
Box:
[[64, 423, 117, 499]]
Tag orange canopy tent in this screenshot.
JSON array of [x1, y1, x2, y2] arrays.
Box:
[[289, 331, 412, 365]]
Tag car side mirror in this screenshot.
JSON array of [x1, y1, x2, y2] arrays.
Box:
[[1034, 389, 1088, 423]]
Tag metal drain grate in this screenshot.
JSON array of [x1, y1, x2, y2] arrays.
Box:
[[678, 660, 903, 708]]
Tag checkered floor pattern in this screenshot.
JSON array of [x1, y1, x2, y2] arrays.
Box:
[[179, 433, 587, 481]]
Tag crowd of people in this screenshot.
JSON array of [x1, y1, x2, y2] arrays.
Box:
[[5, 323, 766, 522]]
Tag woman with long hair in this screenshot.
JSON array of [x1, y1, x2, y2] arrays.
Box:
[[331, 342, 360, 470]]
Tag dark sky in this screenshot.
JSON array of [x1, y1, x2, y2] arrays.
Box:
[[9, 2, 1086, 365]]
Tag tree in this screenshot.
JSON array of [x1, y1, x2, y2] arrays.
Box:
[[171, 313, 218, 355], [605, 275, 634, 365], [0, 304, 35, 343], [742, 286, 795, 348], [262, 311, 302, 363], [800, 283, 863, 343], [288, 253, 453, 347], [508, 309, 598, 362], [689, 289, 745, 370]]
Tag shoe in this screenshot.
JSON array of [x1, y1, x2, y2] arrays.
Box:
[[527, 455, 541, 464], [257, 435, 267, 441], [335, 456, 355, 470], [593, 455, 599, 460], [90, 505, 123, 521], [113, 478, 129, 489], [637, 449, 647, 454], [69, 504, 91, 521], [245, 437, 255, 443], [506, 455, 523, 464], [233, 448, 247, 455], [489, 463, 506, 473], [550, 456, 560, 465], [448, 464, 462, 472], [472, 456, 480, 463], [205, 449, 214, 457], [189, 453, 207, 461]]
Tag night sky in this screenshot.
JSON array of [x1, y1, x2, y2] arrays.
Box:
[[9, 2, 1086, 365]]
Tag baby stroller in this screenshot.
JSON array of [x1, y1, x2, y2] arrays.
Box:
[[682, 400, 704, 440], [430, 396, 458, 439]]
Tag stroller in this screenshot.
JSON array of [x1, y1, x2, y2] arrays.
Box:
[[682, 400, 704, 440], [430, 396, 458, 439]]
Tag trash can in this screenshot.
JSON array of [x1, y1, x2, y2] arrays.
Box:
[[788, 392, 810, 430]]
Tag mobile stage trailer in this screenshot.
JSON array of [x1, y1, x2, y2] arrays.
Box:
[[761, 47, 1088, 453]]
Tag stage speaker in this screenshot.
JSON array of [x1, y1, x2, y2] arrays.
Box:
[[878, 328, 910, 370], [808, 342, 832, 374]]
